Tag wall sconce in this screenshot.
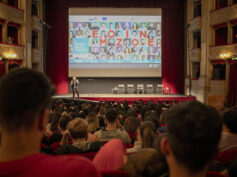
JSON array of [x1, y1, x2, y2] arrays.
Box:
[[3, 53, 17, 59], [220, 53, 231, 59]]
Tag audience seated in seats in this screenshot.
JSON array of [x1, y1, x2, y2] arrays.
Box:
[[127, 121, 157, 153], [219, 108, 237, 152], [160, 101, 222, 177], [0, 68, 101, 177], [121, 149, 168, 177], [43, 111, 62, 145], [86, 112, 100, 133], [57, 118, 104, 155], [93, 139, 127, 171], [123, 116, 140, 143], [221, 158, 237, 177], [94, 109, 131, 144], [58, 112, 73, 135]]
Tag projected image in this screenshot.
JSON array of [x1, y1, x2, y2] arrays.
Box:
[[69, 16, 161, 64]]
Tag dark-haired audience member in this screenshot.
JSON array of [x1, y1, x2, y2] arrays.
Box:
[[124, 116, 140, 143], [93, 139, 127, 171], [127, 121, 157, 153], [161, 101, 222, 177], [45, 111, 62, 145], [94, 109, 131, 144], [0, 68, 101, 177], [58, 112, 73, 135], [122, 149, 168, 177], [219, 108, 237, 152], [58, 118, 103, 155]]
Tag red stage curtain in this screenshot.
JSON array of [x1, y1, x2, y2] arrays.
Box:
[[46, 0, 184, 94], [228, 63, 237, 106], [162, 8, 184, 94]]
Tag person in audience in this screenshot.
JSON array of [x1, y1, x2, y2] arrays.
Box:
[[0, 68, 101, 177], [160, 101, 222, 177], [7, 36, 13, 44], [58, 118, 103, 155], [124, 116, 140, 143], [93, 139, 127, 171], [58, 112, 73, 135], [86, 112, 100, 133], [122, 148, 168, 177], [127, 121, 157, 153], [219, 108, 237, 152], [43, 111, 62, 146], [94, 108, 131, 144]]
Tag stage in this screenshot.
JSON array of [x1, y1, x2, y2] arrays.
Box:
[[53, 94, 196, 104]]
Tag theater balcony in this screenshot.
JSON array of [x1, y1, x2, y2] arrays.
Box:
[[188, 48, 201, 62], [210, 3, 237, 26], [32, 48, 41, 63], [209, 80, 226, 95], [209, 43, 237, 60], [31, 16, 43, 32], [0, 43, 25, 60], [189, 16, 201, 32], [0, 2, 24, 24], [190, 79, 201, 99]]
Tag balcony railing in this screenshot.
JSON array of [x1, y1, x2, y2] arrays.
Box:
[[209, 43, 237, 60], [210, 80, 226, 95], [32, 48, 41, 63], [31, 16, 43, 32], [188, 48, 201, 62], [0, 2, 24, 24], [210, 3, 237, 26], [0, 43, 25, 60], [189, 16, 201, 32]]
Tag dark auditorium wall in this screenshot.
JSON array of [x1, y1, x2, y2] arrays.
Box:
[[45, 0, 185, 94]]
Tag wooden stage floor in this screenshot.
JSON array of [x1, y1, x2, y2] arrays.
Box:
[[53, 94, 196, 103]]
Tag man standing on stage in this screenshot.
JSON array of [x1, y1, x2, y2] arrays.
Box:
[[70, 77, 80, 99]]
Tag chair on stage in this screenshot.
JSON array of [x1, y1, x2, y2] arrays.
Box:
[[118, 84, 125, 94], [146, 84, 153, 94], [156, 84, 163, 94], [137, 84, 144, 94], [127, 84, 134, 94]]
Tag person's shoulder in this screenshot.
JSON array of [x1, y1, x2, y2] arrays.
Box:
[[94, 129, 102, 137], [40, 154, 101, 177]]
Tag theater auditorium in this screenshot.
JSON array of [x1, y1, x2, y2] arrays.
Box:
[[0, 0, 237, 177]]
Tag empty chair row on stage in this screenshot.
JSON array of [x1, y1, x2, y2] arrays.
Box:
[[112, 84, 170, 94]]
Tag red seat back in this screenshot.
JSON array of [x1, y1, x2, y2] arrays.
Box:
[[101, 170, 129, 177], [206, 171, 226, 177], [50, 142, 60, 151], [128, 132, 137, 141], [68, 152, 97, 161], [215, 148, 237, 165]]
